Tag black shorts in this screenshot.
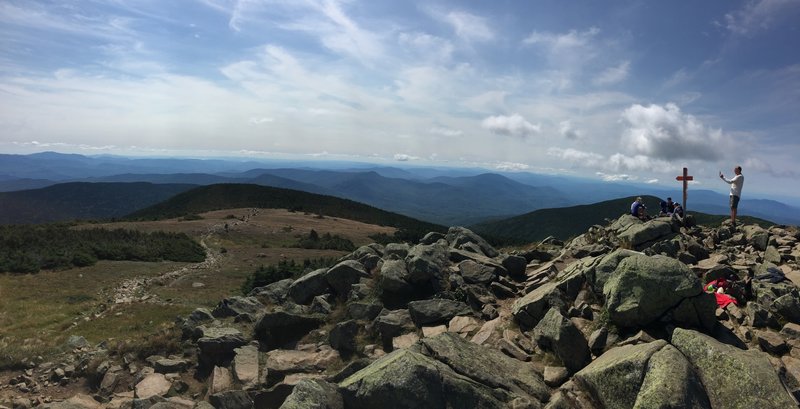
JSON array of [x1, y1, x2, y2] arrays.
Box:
[[730, 195, 740, 210]]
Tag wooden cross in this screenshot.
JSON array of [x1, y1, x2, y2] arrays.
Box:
[[675, 167, 694, 212]]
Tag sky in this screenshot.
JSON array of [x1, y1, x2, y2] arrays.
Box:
[[1, 0, 799, 199]]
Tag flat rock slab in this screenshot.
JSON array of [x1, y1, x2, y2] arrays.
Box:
[[135, 373, 171, 400]]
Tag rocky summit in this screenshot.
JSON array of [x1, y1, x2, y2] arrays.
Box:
[[6, 217, 800, 409]]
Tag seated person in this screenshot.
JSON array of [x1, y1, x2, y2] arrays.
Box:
[[672, 202, 684, 219], [631, 197, 648, 220], [659, 200, 668, 216], [666, 197, 675, 213]]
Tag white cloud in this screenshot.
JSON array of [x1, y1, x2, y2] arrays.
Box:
[[596, 172, 636, 182], [559, 120, 581, 140], [441, 11, 494, 42], [607, 153, 667, 172], [646, 179, 659, 184], [394, 153, 418, 161], [594, 61, 630, 86], [495, 162, 530, 171], [722, 0, 800, 36], [620, 103, 727, 161], [429, 127, 463, 137], [482, 114, 541, 138]]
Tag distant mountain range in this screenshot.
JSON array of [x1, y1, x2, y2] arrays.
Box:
[[0, 152, 798, 226]]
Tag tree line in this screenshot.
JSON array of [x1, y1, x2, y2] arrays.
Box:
[[0, 224, 206, 273]]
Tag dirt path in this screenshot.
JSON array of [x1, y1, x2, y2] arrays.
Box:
[[76, 209, 261, 324]]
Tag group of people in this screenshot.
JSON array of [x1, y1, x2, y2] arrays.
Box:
[[629, 196, 683, 221], [630, 165, 744, 226]]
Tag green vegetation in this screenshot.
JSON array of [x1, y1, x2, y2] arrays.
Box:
[[241, 257, 337, 295], [295, 229, 356, 251], [126, 184, 445, 243], [0, 224, 205, 273]]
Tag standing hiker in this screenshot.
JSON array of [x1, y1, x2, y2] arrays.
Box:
[[719, 166, 744, 228]]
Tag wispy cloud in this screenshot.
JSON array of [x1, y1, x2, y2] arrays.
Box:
[[596, 172, 636, 182], [495, 162, 530, 171], [394, 153, 418, 161], [721, 0, 800, 36], [439, 10, 494, 42], [594, 61, 630, 86]]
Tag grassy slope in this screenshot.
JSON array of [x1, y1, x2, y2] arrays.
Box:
[[472, 195, 776, 244]]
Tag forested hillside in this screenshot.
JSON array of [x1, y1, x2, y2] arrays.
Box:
[[0, 224, 205, 273]]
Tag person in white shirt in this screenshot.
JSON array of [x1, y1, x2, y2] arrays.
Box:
[[719, 166, 744, 228]]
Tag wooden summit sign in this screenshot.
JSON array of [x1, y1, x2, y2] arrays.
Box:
[[676, 167, 694, 212]]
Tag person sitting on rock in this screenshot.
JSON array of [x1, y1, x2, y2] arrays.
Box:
[[672, 202, 684, 220], [659, 200, 669, 216], [631, 197, 648, 220]]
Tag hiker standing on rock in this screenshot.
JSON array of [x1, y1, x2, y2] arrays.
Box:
[[719, 166, 744, 228]]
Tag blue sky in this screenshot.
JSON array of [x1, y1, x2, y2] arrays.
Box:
[[1, 0, 799, 198]]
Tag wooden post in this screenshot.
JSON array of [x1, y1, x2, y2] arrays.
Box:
[[675, 167, 694, 212]]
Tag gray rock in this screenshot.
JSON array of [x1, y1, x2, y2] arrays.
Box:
[[378, 259, 412, 293], [419, 232, 445, 245], [446, 226, 498, 258], [212, 296, 264, 318], [764, 246, 782, 264], [532, 308, 591, 374], [573, 340, 668, 409], [617, 219, 673, 248], [590, 249, 639, 293], [405, 243, 449, 284], [773, 292, 800, 324], [512, 258, 587, 329], [330, 320, 360, 354], [347, 302, 383, 321], [671, 327, 796, 409], [197, 327, 247, 367], [279, 379, 343, 409], [154, 359, 189, 374], [309, 295, 332, 315], [587, 327, 609, 356], [457, 260, 496, 284], [743, 225, 769, 251], [288, 268, 331, 305], [754, 330, 789, 355], [208, 390, 253, 409], [64, 335, 89, 349], [499, 254, 527, 280], [373, 309, 414, 345], [407, 299, 471, 327], [326, 260, 369, 299], [543, 366, 569, 388], [384, 243, 410, 259], [671, 293, 717, 331], [248, 278, 293, 304], [603, 254, 701, 327], [339, 332, 548, 409], [633, 344, 710, 409], [253, 311, 324, 351]]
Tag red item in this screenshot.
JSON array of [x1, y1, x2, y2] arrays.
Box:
[[714, 292, 738, 308]]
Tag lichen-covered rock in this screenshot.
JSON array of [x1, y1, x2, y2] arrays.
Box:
[[212, 296, 264, 318], [197, 327, 247, 367], [339, 332, 548, 409], [671, 327, 796, 409], [573, 340, 668, 409], [633, 344, 710, 409], [603, 254, 701, 327], [445, 226, 498, 258], [617, 219, 673, 248], [279, 379, 343, 409]]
